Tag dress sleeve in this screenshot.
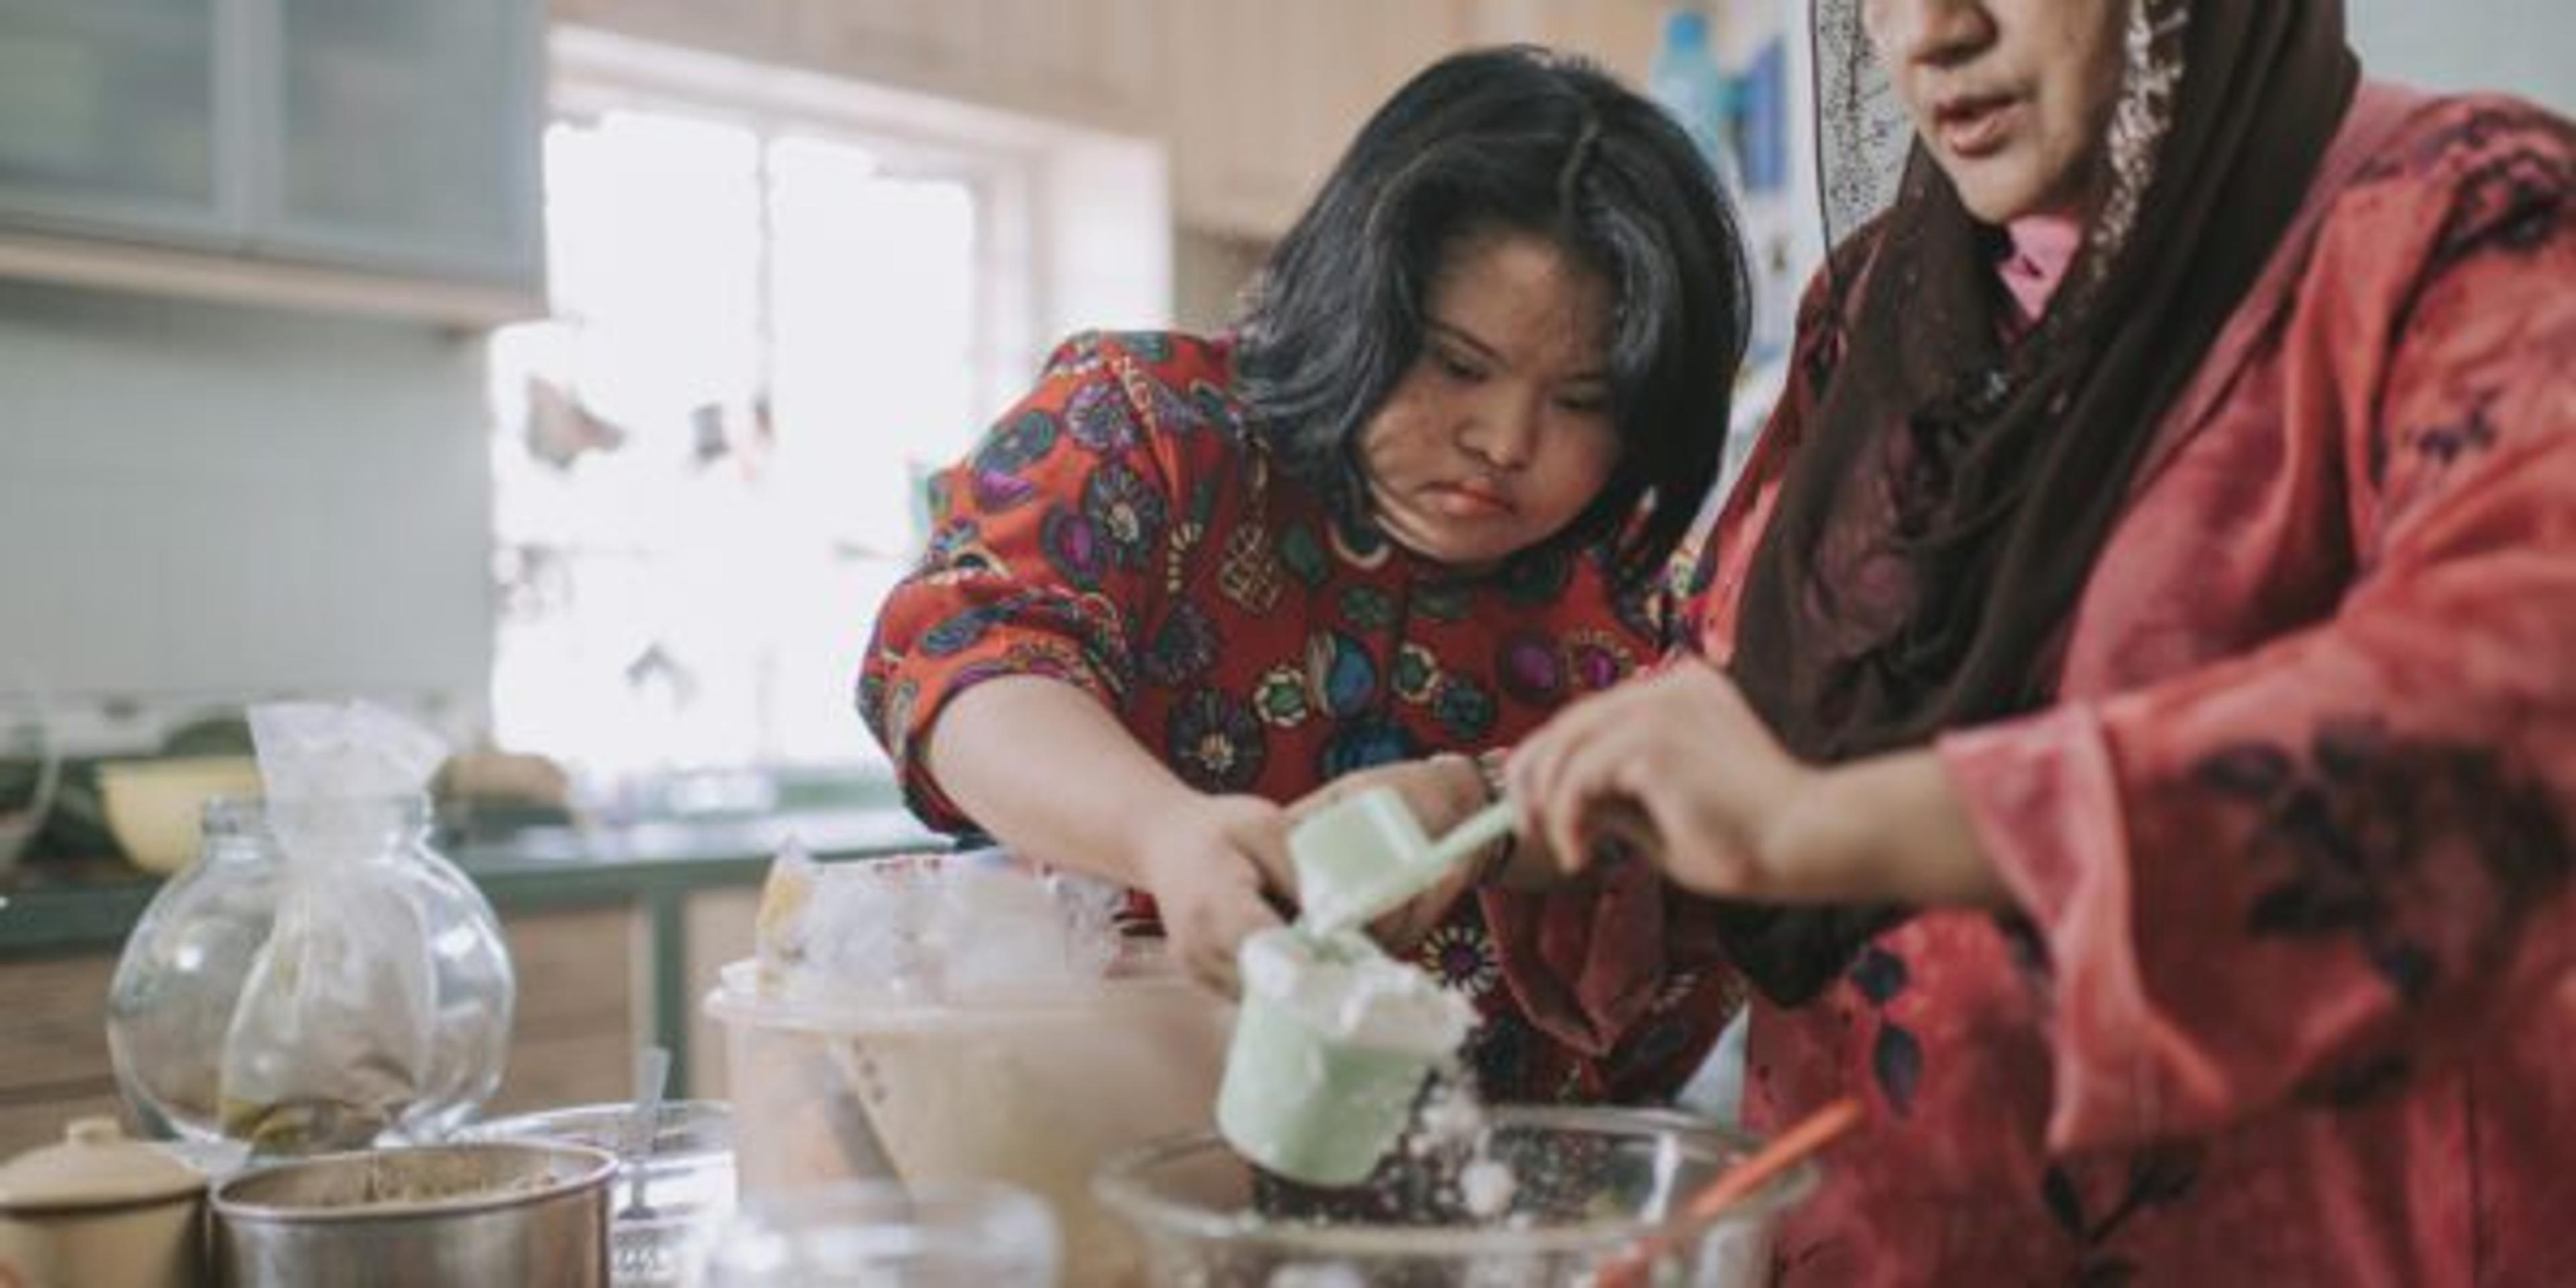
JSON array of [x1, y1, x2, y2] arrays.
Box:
[[1938, 104, 2576, 1152], [858, 333, 1208, 830]]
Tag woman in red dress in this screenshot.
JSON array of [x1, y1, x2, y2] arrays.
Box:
[[861, 48, 1753, 1104], [1458, 0, 2574, 1281]]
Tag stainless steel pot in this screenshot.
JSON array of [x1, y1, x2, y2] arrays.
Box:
[[211, 1142, 613, 1287]]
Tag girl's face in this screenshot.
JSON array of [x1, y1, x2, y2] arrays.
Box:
[[1863, 0, 2129, 222], [1360, 229, 1621, 571]]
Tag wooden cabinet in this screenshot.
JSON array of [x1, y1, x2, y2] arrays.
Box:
[[0, 0, 543, 322], [681, 886, 759, 1100], [783, 0, 1163, 129], [480, 905, 643, 1118], [1163, 0, 1469, 240], [549, 0, 1682, 244], [786, 0, 978, 85], [0, 951, 127, 1159], [561, 0, 792, 62], [1465, 0, 1671, 83], [1158, 0, 1675, 240], [975, 0, 1161, 128], [573, 0, 1162, 133]]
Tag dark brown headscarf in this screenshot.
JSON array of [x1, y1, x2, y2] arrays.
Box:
[[1719, 0, 2361, 1005]]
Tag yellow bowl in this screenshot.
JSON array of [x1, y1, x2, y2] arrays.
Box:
[[96, 756, 264, 875]]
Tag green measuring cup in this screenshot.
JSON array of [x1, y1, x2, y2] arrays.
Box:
[[1214, 926, 1474, 1187], [1291, 788, 1517, 936]]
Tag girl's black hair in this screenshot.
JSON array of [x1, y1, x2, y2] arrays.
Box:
[[1232, 45, 1751, 589]]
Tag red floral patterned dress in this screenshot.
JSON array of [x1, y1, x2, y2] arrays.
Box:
[[862, 329, 1740, 1103], [1693, 89, 2576, 1285]]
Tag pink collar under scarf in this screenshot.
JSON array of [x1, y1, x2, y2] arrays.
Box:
[[1998, 213, 2086, 323]]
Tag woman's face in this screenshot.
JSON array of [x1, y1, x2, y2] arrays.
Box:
[[1863, 0, 2129, 222], [1360, 229, 1620, 571]]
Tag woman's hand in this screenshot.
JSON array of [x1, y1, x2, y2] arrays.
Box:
[[1505, 661, 1815, 896], [1504, 660, 2007, 906], [1130, 792, 1296, 996], [1283, 753, 1500, 953]]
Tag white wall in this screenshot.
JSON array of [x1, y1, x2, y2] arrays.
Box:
[[2349, 0, 2575, 115], [0, 282, 492, 750]]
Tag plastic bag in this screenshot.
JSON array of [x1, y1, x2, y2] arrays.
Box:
[[215, 700, 450, 1152]]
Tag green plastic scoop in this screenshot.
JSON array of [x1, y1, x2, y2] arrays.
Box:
[[1291, 788, 1517, 936]]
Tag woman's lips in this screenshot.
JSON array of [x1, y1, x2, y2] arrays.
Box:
[[1428, 482, 1513, 519], [1934, 93, 2019, 159]]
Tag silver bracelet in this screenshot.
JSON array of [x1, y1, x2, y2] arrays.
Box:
[[1471, 748, 1515, 881], [1472, 747, 1509, 802]]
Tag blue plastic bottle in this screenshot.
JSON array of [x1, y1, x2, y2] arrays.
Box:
[[1648, 9, 1746, 201]]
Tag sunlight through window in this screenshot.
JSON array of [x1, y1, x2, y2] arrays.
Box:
[[485, 106, 986, 786]]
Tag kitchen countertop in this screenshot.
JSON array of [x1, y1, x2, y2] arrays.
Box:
[[0, 806, 949, 957], [0, 806, 953, 1099]]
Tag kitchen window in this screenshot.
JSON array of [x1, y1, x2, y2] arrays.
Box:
[[484, 32, 1167, 792]]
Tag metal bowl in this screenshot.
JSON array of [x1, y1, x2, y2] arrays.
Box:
[[211, 1141, 614, 1287]]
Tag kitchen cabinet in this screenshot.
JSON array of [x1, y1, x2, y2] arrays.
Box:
[[0, 950, 127, 1159], [478, 905, 643, 1118], [973, 0, 1161, 129], [789, 0, 1164, 131], [0, 0, 543, 324], [784, 0, 981, 90], [681, 886, 759, 1100], [1163, 0, 1470, 240], [555, 0, 793, 64], [1465, 0, 1670, 83], [260, 0, 544, 284], [1158, 0, 1674, 240], [568, 0, 1162, 133], [0, 0, 239, 248], [549, 0, 1678, 244]]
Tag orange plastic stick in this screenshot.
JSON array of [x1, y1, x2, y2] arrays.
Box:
[[1594, 1095, 1866, 1287]]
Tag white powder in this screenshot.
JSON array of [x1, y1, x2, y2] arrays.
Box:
[[1239, 929, 1474, 1055], [1410, 1073, 1488, 1156], [1410, 1070, 1518, 1221], [1266, 1265, 1368, 1288], [1458, 1157, 1517, 1220]]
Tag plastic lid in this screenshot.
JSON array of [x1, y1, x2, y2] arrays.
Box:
[[0, 1117, 207, 1210], [1663, 9, 1709, 48]]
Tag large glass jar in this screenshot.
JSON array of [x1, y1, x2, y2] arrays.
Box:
[[105, 794, 514, 1150]]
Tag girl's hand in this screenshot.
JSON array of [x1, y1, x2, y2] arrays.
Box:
[[1132, 793, 1295, 996]]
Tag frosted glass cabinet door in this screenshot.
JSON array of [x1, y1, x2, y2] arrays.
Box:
[[0, 0, 241, 244], [260, 0, 541, 284]]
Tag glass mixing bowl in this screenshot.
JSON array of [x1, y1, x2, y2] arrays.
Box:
[[468, 1099, 735, 1288], [1093, 1105, 1815, 1287]]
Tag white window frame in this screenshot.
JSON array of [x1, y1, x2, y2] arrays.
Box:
[[486, 28, 1170, 782]]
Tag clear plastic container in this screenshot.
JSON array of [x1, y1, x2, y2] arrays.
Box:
[[468, 1099, 736, 1288], [1097, 1104, 1816, 1287], [105, 794, 514, 1150], [706, 949, 1231, 1287], [1650, 8, 1748, 200]]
